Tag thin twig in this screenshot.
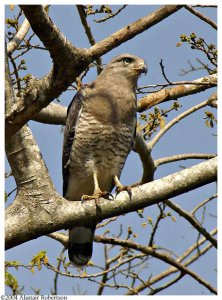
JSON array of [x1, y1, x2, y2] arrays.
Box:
[[148, 99, 210, 150], [148, 203, 166, 247], [51, 248, 66, 295], [191, 194, 217, 216], [8, 54, 21, 91], [155, 153, 216, 167], [77, 5, 103, 74], [95, 236, 217, 294], [94, 5, 127, 23], [160, 59, 172, 84], [127, 228, 217, 294]]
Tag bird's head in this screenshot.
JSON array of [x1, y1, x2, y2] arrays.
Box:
[[104, 53, 147, 86]]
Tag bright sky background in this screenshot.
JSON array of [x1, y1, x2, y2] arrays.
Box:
[[3, 3, 218, 296]]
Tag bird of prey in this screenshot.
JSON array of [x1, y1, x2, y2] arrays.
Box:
[[62, 53, 147, 266]]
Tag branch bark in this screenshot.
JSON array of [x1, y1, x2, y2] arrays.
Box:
[[31, 102, 67, 125], [94, 236, 216, 294], [5, 157, 217, 250], [165, 199, 217, 247], [184, 5, 217, 30], [88, 5, 183, 59], [7, 18, 31, 55], [137, 73, 217, 112]]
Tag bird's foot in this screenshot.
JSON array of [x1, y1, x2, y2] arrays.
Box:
[[115, 184, 132, 194], [115, 182, 139, 196], [81, 189, 113, 203]]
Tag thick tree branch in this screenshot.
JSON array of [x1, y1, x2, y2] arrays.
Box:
[[5, 157, 217, 249], [5, 46, 16, 115], [88, 5, 182, 59], [7, 18, 31, 55], [19, 5, 82, 62], [133, 132, 155, 183], [5, 5, 89, 139], [31, 102, 67, 125], [137, 73, 217, 112]]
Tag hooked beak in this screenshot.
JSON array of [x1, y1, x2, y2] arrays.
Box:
[[136, 62, 147, 75], [141, 63, 148, 75]]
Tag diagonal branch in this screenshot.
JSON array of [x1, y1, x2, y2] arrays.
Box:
[[155, 153, 216, 167], [5, 157, 217, 249], [77, 5, 103, 74], [165, 199, 217, 247], [19, 5, 82, 61], [88, 5, 182, 60], [184, 5, 217, 30], [148, 98, 211, 150], [137, 73, 217, 112], [7, 18, 31, 55]]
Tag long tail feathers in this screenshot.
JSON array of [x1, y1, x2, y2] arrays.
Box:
[[68, 225, 96, 266]]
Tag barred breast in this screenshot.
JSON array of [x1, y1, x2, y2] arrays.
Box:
[[65, 110, 135, 201]]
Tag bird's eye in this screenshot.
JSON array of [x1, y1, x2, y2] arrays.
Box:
[[123, 57, 133, 64]]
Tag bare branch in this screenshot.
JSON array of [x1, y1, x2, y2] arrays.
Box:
[[185, 5, 217, 30], [137, 73, 217, 112], [191, 194, 217, 216], [77, 5, 103, 74], [148, 99, 210, 150], [133, 132, 155, 184], [93, 5, 127, 23], [88, 5, 182, 59], [5, 47, 16, 115], [7, 18, 31, 54], [155, 153, 216, 167], [31, 103, 67, 125], [95, 236, 217, 294], [165, 199, 217, 247], [5, 157, 217, 249], [127, 228, 217, 294]]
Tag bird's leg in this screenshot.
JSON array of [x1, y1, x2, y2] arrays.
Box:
[[81, 172, 113, 202]]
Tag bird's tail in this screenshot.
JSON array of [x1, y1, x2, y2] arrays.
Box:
[[68, 225, 96, 266]]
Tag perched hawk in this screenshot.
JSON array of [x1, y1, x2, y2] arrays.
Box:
[[63, 54, 147, 266]]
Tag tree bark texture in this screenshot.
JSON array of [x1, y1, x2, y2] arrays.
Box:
[[5, 157, 217, 249]]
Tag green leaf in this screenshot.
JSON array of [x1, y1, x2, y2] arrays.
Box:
[[5, 271, 19, 292], [29, 250, 48, 272], [5, 260, 21, 270]]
